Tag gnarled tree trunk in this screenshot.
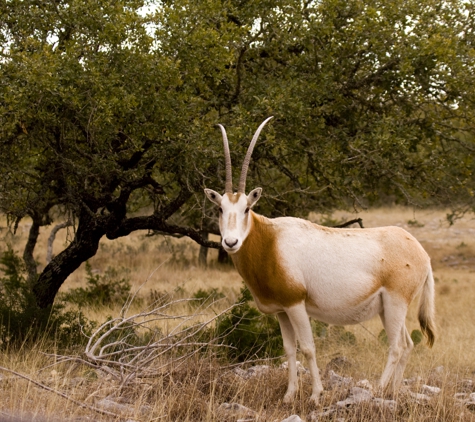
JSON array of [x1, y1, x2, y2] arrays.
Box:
[[23, 217, 41, 286], [198, 232, 209, 267], [33, 211, 105, 308]]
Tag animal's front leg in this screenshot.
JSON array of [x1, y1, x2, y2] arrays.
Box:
[[285, 304, 323, 405], [277, 312, 298, 403]]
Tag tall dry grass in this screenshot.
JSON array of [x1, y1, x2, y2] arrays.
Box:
[[0, 208, 474, 421]]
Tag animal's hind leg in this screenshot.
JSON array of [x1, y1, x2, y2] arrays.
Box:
[[284, 304, 323, 405], [392, 326, 413, 390], [277, 312, 298, 403], [379, 294, 411, 394]]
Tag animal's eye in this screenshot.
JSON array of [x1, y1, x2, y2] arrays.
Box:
[[219, 207, 223, 214], [245, 207, 250, 214]]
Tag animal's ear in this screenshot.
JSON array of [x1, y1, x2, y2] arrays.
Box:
[[247, 187, 262, 208], [204, 189, 222, 206]]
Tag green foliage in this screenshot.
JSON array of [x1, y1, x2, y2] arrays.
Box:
[[332, 327, 357, 345], [318, 215, 346, 228], [379, 329, 424, 346], [411, 329, 423, 346], [378, 329, 389, 345], [61, 262, 131, 308], [0, 248, 33, 313], [320, 324, 357, 345], [312, 320, 329, 338], [216, 286, 283, 362], [407, 219, 425, 228], [191, 288, 225, 307], [312, 321, 356, 344], [0, 248, 95, 347], [1, 0, 475, 307]]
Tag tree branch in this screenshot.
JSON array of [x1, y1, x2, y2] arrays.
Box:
[[0, 365, 120, 418], [332, 218, 364, 228], [46, 220, 72, 264], [23, 216, 41, 285], [107, 214, 221, 249]]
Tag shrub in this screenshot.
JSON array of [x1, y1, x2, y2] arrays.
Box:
[[215, 285, 283, 362], [61, 262, 131, 308], [313, 320, 356, 344], [410, 329, 423, 345], [379, 328, 423, 346], [191, 287, 225, 307], [0, 247, 95, 347], [312, 320, 329, 337]]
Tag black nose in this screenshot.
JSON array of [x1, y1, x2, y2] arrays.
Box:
[[224, 238, 238, 248]]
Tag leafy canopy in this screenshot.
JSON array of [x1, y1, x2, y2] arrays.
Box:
[[0, 0, 474, 307]]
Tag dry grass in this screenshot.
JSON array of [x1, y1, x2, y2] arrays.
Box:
[[0, 207, 475, 421]]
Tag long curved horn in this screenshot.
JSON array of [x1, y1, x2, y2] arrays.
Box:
[[238, 116, 274, 193], [217, 124, 233, 193]]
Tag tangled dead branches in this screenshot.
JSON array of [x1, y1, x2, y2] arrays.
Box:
[[74, 293, 237, 387]]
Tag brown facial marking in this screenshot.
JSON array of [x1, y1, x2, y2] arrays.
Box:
[[226, 193, 242, 204], [230, 212, 307, 310], [228, 212, 237, 230]]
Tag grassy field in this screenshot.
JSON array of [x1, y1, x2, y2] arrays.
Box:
[[0, 207, 475, 421]]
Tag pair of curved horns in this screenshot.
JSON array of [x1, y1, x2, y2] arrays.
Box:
[[217, 116, 274, 194]]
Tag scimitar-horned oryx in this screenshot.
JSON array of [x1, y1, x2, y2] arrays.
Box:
[[204, 116, 436, 405]]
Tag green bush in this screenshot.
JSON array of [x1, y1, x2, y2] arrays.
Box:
[[191, 287, 225, 307], [216, 286, 283, 362], [61, 262, 131, 308], [379, 328, 423, 346], [312, 320, 329, 338], [0, 247, 95, 347], [313, 320, 356, 344], [378, 329, 389, 345], [410, 329, 423, 345]]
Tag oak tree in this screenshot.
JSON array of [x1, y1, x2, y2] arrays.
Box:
[[0, 0, 474, 309]]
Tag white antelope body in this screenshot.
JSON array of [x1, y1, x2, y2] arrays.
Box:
[[205, 117, 436, 405]]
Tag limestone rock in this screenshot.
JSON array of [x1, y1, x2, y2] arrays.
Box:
[[421, 384, 441, 396], [280, 361, 309, 375], [355, 379, 373, 391], [97, 398, 131, 414], [403, 376, 423, 386], [431, 365, 445, 375], [96, 398, 151, 416], [408, 391, 431, 404], [372, 398, 397, 412], [336, 387, 373, 408], [217, 403, 256, 420], [457, 392, 475, 411], [328, 370, 352, 389], [233, 365, 270, 379], [280, 416, 304, 422], [233, 367, 248, 378], [457, 379, 474, 392], [307, 407, 337, 421], [326, 356, 352, 372]]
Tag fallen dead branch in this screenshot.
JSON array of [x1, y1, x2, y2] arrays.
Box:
[[79, 296, 238, 386], [0, 365, 120, 419]]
